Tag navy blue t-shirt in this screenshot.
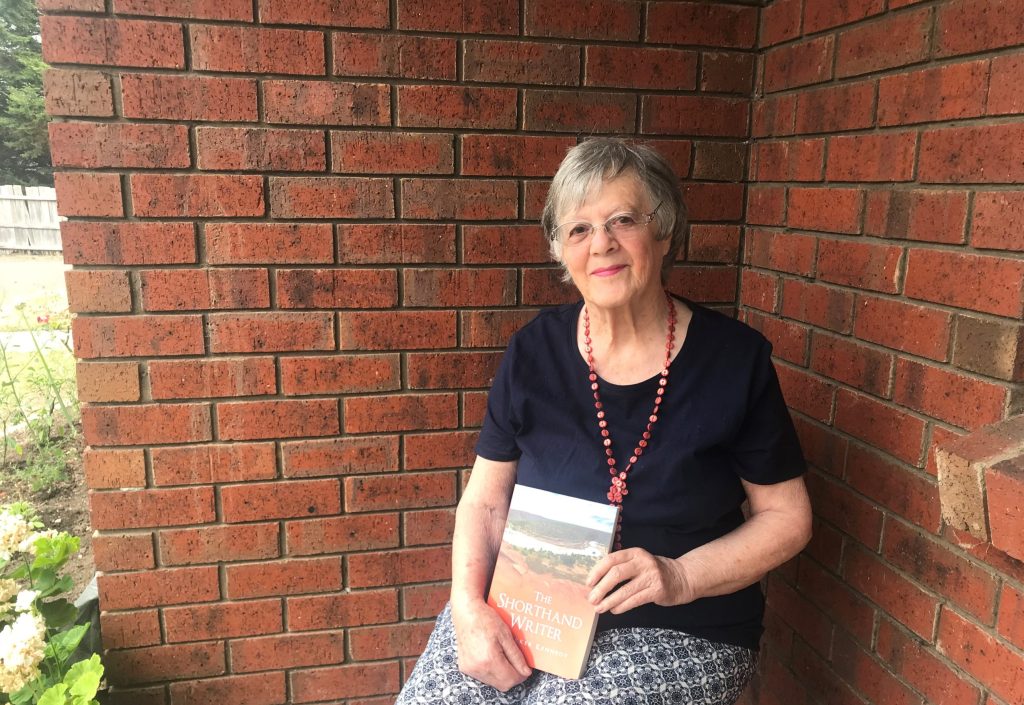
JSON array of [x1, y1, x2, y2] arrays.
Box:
[[475, 297, 806, 650]]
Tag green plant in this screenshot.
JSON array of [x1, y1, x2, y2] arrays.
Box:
[[0, 503, 103, 704]]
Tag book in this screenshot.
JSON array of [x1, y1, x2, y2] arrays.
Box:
[[486, 484, 620, 680]]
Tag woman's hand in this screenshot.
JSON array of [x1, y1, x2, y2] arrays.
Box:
[[586, 547, 696, 614], [451, 599, 532, 692]]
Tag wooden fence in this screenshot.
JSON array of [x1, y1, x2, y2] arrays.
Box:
[[0, 185, 61, 252]]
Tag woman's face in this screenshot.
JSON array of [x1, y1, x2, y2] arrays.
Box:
[[557, 173, 669, 311]]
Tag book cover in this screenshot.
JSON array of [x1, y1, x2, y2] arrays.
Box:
[[486, 484, 620, 680]]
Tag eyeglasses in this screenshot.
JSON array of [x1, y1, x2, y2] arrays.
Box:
[[553, 202, 662, 246]]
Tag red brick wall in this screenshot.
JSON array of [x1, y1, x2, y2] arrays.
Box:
[[40, 1, 754, 703], [741, 2, 1024, 705]]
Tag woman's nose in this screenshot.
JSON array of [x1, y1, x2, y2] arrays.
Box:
[[590, 223, 618, 253]]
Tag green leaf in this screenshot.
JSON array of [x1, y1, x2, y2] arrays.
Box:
[[8, 683, 34, 705], [44, 623, 89, 664], [37, 683, 67, 705], [38, 597, 77, 629], [37, 575, 72, 599], [66, 655, 103, 698]]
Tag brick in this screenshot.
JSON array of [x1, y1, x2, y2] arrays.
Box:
[[761, 0, 802, 46], [463, 391, 488, 427], [159, 524, 280, 565], [269, 176, 393, 218], [404, 507, 456, 545], [804, 0, 884, 32], [936, 0, 1024, 57], [225, 558, 342, 599], [938, 609, 1024, 704], [739, 268, 779, 313], [845, 544, 939, 639], [196, 127, 325, 172], [221, 479, 341, 523], [277, 269, 397, 309], [987, 456, 1024, 562], [348, 546, 452, 588], [765, 574, 832, 655], [122, 73, 257, 121], [285, 513, 399, 554], [83, 404, 211, 447], [217, 399, 340, 441], [280, 355, 400, 395], [101, 611, 161, 649], [971, 191, 1024, 251], [344, 472, 456, 512], [206, 223, 332, 264], [753, 93, 796, 138], [796, 558, 874, 645], [878, 61, 988, 126], [805, 472, 883, 548], [343, 393, 458, 433], [585, 46, 696, 90], [113, 0, 253, 19], [208, 312, 334, 353], [62, 222, 194, 266], [98, 565, 219, 611], [54, 172, 122, 217], [403, 268, 516, 306], [667, 266, 738, 304], [151, 443, 277, 485], [847, 444, 940, 531], [686, 225, 741, 264], [331, 131, 452, 174], [831, 631, 925, 705], [290, 662, 400, 702], [905, 249, 1024, 317], [743, 311, 808, 365], [763, 36, 834, 93], [788, 187, 863, 234], [744, 229, 816, 276], [83, 447, 145, 489], [38, 0, 104, 11], [190, 25, 324, 75], [65, 270, 131, 313], [752, 139, 825, 182], [794, 81, 875, 134], [989, 54, 1024, 115], [73, 315, 203, 358], [461, 135, 574, 178], [691, 143, 746, 182], [287, 589, 398, 630], [140, 269, 270, 311], [682, 182, 743, 221], [998, 583, 1024, 649], [854, 296, 952, 361], [165, 600, 282, 642], [350, 623, 433, 660], [876, 618, 984, 705], [464, 40, 579, 85], [150, 358, 276, 400], [337, 224, 455, 264], [259, 0, 388, 27], [793, 416, 848, 478], [43, 69, 112, 117], [746, 185, 786, 226], [462, 225, 549, 264], [102, 687, 166, 705], [646, 1, 756, 47], [701, 51, 755, 94], [864, 189, 969, 244], [403, 584, 449, 619], [810, 333, 893, 397], [774, 363, 835, 423], [525, 89, 636, 134], [641, 95, 748, 137], [50, 122, 188, 170], [332, 32, 454, 80], [835, 7, 932, 78], [339, 310, 455, 350], [894, 358, 1008, 430], [953, 315, 1024, 382], [132, 174, 264, 218], [93, 532, 154, 571], [91, 487, 214, 532], [398, 85, 516, 129], [264, 80, 389, 126], [169, 673, 285, 705], [282, 436, 399, 478], [104, 642, 224, 686], [525, 0, 638, 39], [460, 309, 537, 348], [230, 632, 345, 674], [826, 132, 917, 182], [816, 239, 902, 293], [41, 17, 183, 69], [401, 178, 517, 220], [883, 519, 997, 621], [397, 0, 517, 33], [921, 123, 1024, 183], [523, 180, 550, 219]]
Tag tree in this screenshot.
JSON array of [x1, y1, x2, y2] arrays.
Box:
[[0, 0, 51, 186]]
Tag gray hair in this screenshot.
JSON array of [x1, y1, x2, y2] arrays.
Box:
[[541, 138, 687, 282]]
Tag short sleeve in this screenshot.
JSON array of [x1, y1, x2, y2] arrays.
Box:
[[729, 340, 806, 484], [474, 343, 522, 462]]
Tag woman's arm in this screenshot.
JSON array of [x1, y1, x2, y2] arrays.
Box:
[[449, 455, 532, 690], [586, 475, 812, 613]]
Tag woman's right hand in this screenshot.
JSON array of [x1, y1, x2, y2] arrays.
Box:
[[451, 599, 532, 692]]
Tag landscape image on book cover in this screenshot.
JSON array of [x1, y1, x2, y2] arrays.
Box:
[[487, 484, 619, 679]]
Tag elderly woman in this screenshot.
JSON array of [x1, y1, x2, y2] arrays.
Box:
[[396, 138, 812, 705]]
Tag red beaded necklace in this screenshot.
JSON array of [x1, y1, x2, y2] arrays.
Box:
[[583, 290, 676, 550]]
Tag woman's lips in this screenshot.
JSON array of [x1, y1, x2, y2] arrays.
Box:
[[591, 265, 626, 277]]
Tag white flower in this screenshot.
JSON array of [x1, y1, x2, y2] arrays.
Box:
[[13, 591, 36, 614], [16, 530, 57, 556], [0, 580, 18, 604], [0, 512, 32, 562], [0, 611, 45, 693]]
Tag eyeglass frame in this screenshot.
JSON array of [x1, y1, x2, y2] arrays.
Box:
[[551, 201, 663, 246]]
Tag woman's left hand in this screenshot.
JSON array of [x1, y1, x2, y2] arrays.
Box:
[[585, 548, 696, 614]]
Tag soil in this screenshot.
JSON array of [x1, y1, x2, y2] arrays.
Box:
[[0, 428, 94, 601]]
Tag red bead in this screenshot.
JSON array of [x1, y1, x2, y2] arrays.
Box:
[[629, 456, 638, 464], [603, 438, 612, 447], [591, 383, 599, 391], [597, 410, 605, 419], [589, 373, 597, 382], [619, 472, 627, 480], [638, 439, 647, 448], [610, 468, 617, 475], [622, 488, 628, 495], [606, 448, 613, 457], [649, 414, 658, 423], [599, 420, 607, 428], [659, 378, 667, 387], [601, 429, 610, 437], [595, 401, 603, 409], [642, 431, 651, 440], [608, 458, 616, 466]]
